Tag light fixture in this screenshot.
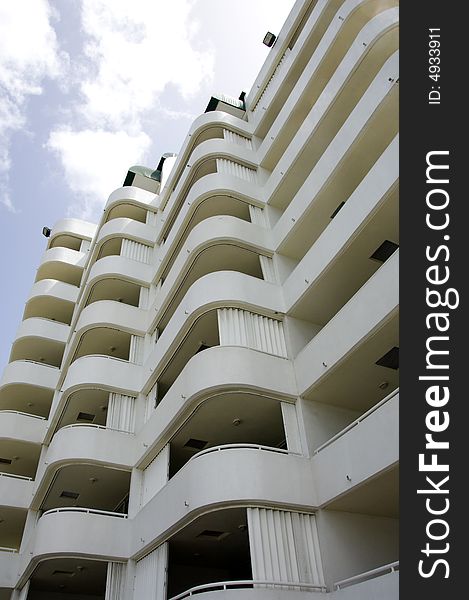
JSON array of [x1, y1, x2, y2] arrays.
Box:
[[379, 381, 389, 390], [89, 477, 98, 484], [232, 418, 242, 427], [109, 346, 116, 353], [42, 227, 51, 238], [263, 31, 276, 47]]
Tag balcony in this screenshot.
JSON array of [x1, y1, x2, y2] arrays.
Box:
[[9, 317, 68, 368], [285, 175, 398, 327], [158, 139, 258, 243], [258, 4, 398, 171], [33, 425, 134, 513], [104, 185, 157, 223], [0, 361, 58, 417], [265, 48, 398, 212], [48, 218, 96, 250], [153, 216, 270, 331], [23, 278, 78, 324], [294, 250, 398, 400], [35, 247, 86, 286], [0, 507, 26, 555], [312, 389, 398, 504], [139, 345, 297, 466], [25, 557, 108, 599]]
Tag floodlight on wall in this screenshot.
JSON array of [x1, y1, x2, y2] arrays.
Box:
[[42, 227, 51, 238], [263, 32, 277, 47]]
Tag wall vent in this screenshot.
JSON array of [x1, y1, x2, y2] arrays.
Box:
[[60, 490, 80, 499], [370, 240, 399, 263], [77, 412, 95, 422], [376, 346, 399, 370], [197, 529, 231, 541], [184, 438, 209, 450]]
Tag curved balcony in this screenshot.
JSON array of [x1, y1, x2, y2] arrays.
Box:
[[23, 278, 78, 324], [138, 345, 297, 465], [35, 247, 86, 286], [57, 301, 146, 372], [144, 271, 284, 387], [295, 250, 399, 402], [0, 361, 59, 417], [0, 411, 46, 444], [95, 217, 156, 254], [157, 172, 262, 279], [0, 472, 34, 509], [258, 3, 398, 171], [169, 581, 325, 600], [159, 138, 258, 242], [154, 216, 271, 330], [46, 355, 141, 441], [0, 436, 41, 479], [132, 447, 315, 558], [60, 355, 141, 399], [49, 218, 96, 250], [0, 550, 20, 590], [9, 317, 68, 367], [266, 43, 398, 211], [32, 425, 135, 508], [104, 185, 157, 223], [76, 300, 147, 336], [18, 509, 130, 579], [86, 255, 153, 290], [159, 111, 253, 211]]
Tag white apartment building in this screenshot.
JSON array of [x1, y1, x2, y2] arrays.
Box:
[[0, 0, 399, 598]]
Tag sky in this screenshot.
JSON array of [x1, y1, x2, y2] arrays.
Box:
[[0, 0, 296, 371]]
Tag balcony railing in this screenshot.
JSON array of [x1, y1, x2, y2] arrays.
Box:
[[334, 561, 399, 590], [169, 579, 327, 599], [41, 507, 128, 519], [58, 423, 134, 435], [0, 410, 45, 420], [313, 388, 399, 454], [0, 471, 33, 481], [188, 443, 298, 464]]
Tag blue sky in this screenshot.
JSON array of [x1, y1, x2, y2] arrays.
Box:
[[0, 0, 295, 371]]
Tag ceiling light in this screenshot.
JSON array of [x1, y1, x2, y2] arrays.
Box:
[[379, 381, 389, 390], [89, 477, 98, 484], [232, 418, 242, 426], [109, 346, 116, 353]]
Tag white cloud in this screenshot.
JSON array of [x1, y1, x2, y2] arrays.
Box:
[[78, 0, 214, 130], [45, 0, 215, 216], [0, 0, 65, 212], [46, 128, 151, 219]]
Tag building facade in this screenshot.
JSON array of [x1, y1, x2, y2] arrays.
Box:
[[0, 0, 399, 598]]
